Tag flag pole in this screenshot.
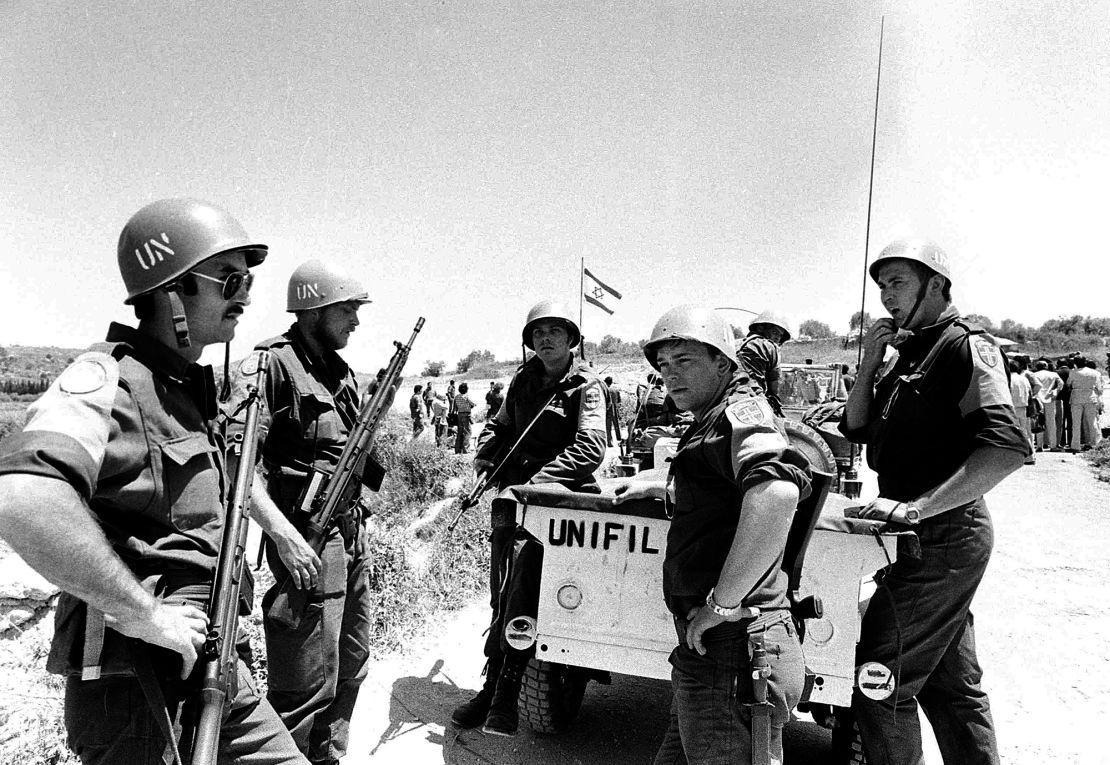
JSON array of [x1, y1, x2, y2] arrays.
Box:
[[579, 256, 587, 362]]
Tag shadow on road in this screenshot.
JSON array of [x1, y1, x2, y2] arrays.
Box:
[[369, 658, 834, 764]]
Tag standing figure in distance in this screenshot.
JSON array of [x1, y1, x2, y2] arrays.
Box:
[[453, 382, 476, 454], [410, 384, 426, 440], [840, 239, 1028, 765]]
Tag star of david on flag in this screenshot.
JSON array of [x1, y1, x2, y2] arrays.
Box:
[[583, 266, 622, 315]]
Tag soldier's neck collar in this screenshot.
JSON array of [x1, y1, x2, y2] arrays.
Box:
[[106, 323, 218, 419]]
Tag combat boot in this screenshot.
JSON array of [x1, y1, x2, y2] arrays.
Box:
[[481, 652, 527, 736], [451, 657, 502, 728]]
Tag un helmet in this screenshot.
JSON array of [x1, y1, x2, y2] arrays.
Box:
[[643, 305, 738, 371], [869, 238, 952, 285], [749, 310, 794, 342], [522, 300, 581, 350], [286, 259, 372, 312], [118, 198, 267, 304]]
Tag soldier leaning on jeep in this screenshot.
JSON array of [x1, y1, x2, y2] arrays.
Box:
[[614, 304, 812, 765]]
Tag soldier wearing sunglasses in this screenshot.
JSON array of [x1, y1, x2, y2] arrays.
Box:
[[0, 198, 306, 763]]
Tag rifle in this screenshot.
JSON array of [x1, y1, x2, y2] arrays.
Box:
[[268, 318, 424, 629], [189, 349, 270, 765], [445, 385, 563, 533]]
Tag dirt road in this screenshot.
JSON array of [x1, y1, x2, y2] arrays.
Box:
[[342, 451, 1109, 764]]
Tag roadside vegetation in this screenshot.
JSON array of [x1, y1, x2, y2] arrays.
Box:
[[0, 402, 481, 764]]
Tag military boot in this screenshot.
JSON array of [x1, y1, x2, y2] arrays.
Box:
[[481, 653, 527, 736], [451, 657, 502, 728]]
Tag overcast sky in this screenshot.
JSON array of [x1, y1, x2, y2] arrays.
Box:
[[2, 1, 1106, 372]]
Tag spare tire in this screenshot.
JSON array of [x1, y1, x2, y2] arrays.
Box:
[[784, 419, 837, 473]]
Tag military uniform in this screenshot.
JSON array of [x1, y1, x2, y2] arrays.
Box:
[[0, 323, 303, 764], [839, 307, 1029, 765], [737, 333, 780, 398], [254, 324, 371, 765], [474, 355, 607, 659], [654, 376, 811, 765]]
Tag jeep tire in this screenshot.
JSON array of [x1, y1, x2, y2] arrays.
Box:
[[520, 659, 589, 733], [783, 418, 838, 473]]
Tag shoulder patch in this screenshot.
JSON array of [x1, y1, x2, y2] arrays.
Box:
[[583, 385, 603, 411], [726, 397, 772, 427], [58, 358, 111, 394], [973, 338, 1000, 368]]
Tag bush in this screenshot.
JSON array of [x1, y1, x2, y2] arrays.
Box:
[[421, 360, 445, 377], [1084, 440, 1110, 483]]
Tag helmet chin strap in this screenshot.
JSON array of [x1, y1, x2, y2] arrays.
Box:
[[894, 277, 932, 332], [164, 283, 191, 349]]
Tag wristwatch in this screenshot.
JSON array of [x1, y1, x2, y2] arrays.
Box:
[[901, 503, 922, 525], [706, 587, 755, 618]]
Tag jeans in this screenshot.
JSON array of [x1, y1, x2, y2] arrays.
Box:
[[264, 525, 370, 764], [854, 500, 999, 765], [654, 612, 804, 765], [65, 655, 306, 765]]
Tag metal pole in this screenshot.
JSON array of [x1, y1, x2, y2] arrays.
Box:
[[579, 256, 587, 362], [845, 16, 884, 500]]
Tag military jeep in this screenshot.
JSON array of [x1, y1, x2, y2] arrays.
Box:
[[494, 476, 912, 743]]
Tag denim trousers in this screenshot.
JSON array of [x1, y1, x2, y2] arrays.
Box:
[[854, 500, 999, 765], [263, 525, 370, 765], [654, 612, 804, 765]]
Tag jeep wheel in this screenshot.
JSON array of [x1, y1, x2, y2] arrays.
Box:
[[520, 659, 588, 733], [784, 419, 838, 473]]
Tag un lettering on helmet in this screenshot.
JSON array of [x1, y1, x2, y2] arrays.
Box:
[[117, 198, 267, 304]]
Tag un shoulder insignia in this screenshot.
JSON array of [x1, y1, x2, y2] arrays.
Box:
[[583, 385, 603, 411], [726, 397, 770, 427], [58, 358, 111, 395], [974, 338, 999, 369]]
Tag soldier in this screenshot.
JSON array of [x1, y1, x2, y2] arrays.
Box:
[[613, 305, 810, 765], [738, 309, 792, 415], [0, 199, 305, 763], [840, 239, 1028, 765], [249, 259, 378, 765], [451, 300, 606, 736]]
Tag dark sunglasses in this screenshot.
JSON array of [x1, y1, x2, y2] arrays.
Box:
[[193, 270, 254, 299]]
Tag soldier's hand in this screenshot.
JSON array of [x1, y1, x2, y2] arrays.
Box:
[[861, 318, 898, 371], [684, 606, 726, 656], [473, 458, 495, 480], [612, 478, 667, 504], [108, 600, 209, 679], [272, 527, 322, 590], [845, 497, 920, 525]]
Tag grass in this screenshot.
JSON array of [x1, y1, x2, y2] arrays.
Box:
[[1083, 439, 1110, 483], [4, 411, 482, 763]]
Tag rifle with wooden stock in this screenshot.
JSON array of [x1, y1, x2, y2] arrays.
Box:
[[267, 318, 424, 630], [189, 349, 270, 765]]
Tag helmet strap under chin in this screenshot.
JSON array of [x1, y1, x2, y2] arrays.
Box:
[[164, 284, 191, 349], [219, 342, 232, 402], [896, 278, 931, 331]]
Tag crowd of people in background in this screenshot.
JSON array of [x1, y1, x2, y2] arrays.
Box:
[[1008, 354, 1104, 458]]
